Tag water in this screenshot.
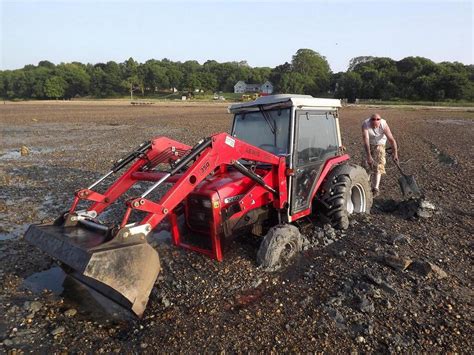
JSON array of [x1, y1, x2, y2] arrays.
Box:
[[0, 147, 56, 160], [0, 224, 30, 241], [23, 267, 66, 294], [22, 266, 134, 322]]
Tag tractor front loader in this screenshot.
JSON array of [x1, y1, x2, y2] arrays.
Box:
[[25, 95, 373, 316]]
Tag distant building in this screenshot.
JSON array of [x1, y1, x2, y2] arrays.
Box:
[[234, 81, 273, 94]]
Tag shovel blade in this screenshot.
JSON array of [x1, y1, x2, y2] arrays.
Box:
[[398, 175, 421, 199], [24, 223, 160, 317]]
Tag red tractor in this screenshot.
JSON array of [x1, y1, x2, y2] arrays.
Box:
[[25, 95, 372, 316]]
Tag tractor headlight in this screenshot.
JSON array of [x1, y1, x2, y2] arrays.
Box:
[[201, 200, 212, 208]]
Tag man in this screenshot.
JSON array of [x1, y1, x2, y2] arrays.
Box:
[[362, 113, 398, 196]]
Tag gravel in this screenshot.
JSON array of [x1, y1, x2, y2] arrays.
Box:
[[0, 102, 472, 352]]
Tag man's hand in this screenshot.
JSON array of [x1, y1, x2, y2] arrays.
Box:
[[367, 156, 374, 166]]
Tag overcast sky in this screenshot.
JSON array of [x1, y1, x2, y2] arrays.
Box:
[[1, 0, 472, 72]]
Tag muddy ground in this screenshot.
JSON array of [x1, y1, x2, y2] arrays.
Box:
[[0, 101, 473, 352]]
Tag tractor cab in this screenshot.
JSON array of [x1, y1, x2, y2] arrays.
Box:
[[229, 95, 343, 216]]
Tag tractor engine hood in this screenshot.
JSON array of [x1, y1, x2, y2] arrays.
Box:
[[190, 169, 260, 208]]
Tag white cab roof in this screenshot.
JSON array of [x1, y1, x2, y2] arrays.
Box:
[[228, 94, 341, 112]]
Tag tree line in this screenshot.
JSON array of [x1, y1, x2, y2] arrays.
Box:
[[0, 49, 472, 102]]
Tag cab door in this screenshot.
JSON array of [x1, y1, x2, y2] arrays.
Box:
[[290, 110, 339, 214]]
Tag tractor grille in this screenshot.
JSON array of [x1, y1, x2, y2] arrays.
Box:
[[186, 196, 213, 232]]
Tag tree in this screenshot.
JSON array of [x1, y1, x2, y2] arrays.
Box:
[[44, 76, 66, 99], [291, 49, 332, 95], [348, 56, 375, 71]]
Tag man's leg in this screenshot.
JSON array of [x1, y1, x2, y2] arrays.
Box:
[[373, 172, 381, 190]]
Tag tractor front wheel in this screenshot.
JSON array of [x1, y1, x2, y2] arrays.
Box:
[[317, 164, 373, 230], [257, 224, 304, 271]]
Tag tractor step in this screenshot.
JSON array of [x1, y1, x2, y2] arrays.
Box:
[[24, 223, 160, 317]]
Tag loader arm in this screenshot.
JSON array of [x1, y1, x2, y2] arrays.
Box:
[[24, 132, 288, 317], [121, 132, 288, 231]]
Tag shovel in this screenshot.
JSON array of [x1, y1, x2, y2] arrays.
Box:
[[394, 160, 422, 199]]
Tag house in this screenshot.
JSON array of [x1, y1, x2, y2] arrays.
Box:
[[234, 81, 273, 94]]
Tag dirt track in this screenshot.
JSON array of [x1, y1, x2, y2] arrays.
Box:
[[0, 101, 473, 352]]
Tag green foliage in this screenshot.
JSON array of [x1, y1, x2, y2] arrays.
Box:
[[0, 51, 472, 102], [336, 55, 473, 102], [44, 76, 67, 99]]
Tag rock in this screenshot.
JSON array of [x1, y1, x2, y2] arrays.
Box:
[[389, 234, 410, 245], [29, 301, 43, 313], [64, 308, 77, 317], [140, 343, 148, 349], [379, 281, 398, 296], [357, 295, 375, 314], [361, 270, 383, 285], [3, 339, 13, 346], [301, 296, 313, 307], [323, 224, 337, 240], [26, 312, 35, 320], [382, 299, 392, 309], [383, 255, 412, 271], [356, 336, 365, 343], [51, 326, 65, 336], [324, 306, 346, 328], [408, 260, 447, 278], [351, 322, 374, 335], [161, 297, 171, 308], [20, 145, 30, 156]]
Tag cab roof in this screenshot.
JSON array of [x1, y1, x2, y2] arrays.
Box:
[[228, 94, 341, 113]]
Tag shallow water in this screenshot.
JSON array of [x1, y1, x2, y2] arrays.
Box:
[[23, 266, 134, 322]]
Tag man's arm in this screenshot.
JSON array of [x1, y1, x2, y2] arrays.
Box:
[[362, 126, 373, 166], [384, 124, 398, 162]]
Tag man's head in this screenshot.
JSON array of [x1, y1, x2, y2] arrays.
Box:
[[370, 113, 382, 128]]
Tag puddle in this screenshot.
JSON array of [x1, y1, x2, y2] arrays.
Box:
[[0, 224, 30, 241], [433, 119, 474, 126], [23, 267, 66, 294], [426, 141, 458, 167], [23, 266, 134, 322], [0, 147, 56, 160]]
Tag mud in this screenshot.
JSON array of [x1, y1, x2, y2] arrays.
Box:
[[0, 102, 473, 352]]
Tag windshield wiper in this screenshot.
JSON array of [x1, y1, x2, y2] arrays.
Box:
[[258, 105, 276, 135]]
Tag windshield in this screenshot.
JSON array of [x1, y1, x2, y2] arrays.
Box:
[[232, 108, 291, 156]]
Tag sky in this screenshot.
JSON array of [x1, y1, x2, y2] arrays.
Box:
[[0, 0, 473, 72]]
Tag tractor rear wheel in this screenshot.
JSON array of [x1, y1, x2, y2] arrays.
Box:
[[257, 224, 303, 271], [316, 164, 372, 230]]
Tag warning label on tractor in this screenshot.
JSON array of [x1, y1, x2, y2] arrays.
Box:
[[225, 136, 235, 148]]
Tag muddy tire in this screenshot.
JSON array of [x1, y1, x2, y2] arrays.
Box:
[[257, 224, 303, 271], [317, 164, 372, 230]]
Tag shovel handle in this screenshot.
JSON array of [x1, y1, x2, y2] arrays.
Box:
[[394, 160, 407, 177]]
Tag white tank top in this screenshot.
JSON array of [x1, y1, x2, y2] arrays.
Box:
[[363, 118, 387, 145]]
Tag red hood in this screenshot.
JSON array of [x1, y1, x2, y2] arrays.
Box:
[[192, 170, 255, 206]]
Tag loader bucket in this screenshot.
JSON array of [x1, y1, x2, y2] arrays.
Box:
[[24, 223, 160, 317]]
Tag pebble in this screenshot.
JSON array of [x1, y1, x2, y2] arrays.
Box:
[[356, 336, 365, 343], [20, 145, 30, 156], [51, 326, 65, 336], [29, 301, 43, 313], [64, 308, 77, 317], [383, 255, 412, 271], [408, 260, 448, 278], [357, 295, 375, 314]]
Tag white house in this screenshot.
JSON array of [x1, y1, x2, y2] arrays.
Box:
[[260, 81, 273, 94], [234, 81, 273, 94], [234, 81, 247, 93]]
